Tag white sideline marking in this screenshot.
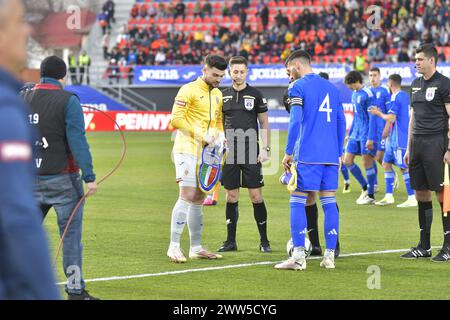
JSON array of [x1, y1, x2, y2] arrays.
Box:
[[57, 247, 426, 285]]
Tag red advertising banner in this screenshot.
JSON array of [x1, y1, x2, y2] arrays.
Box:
[[83, 111, 174, 131]]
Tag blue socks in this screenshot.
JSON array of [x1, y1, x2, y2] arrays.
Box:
[[373, 160, 378, 186], [403, 172, 414, 196], [385, 171, 395, 195], [341, 165, 350, 181], [290, 194, 307, 248], [366, 166, 376, 196], [347, 163, 368, 189], [320, 196, 339, 250]]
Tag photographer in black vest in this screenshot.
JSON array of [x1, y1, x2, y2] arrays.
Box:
[[22, 56, 99, 300]]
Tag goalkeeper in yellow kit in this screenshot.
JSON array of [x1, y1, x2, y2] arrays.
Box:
[[167, 55, 228, 262]]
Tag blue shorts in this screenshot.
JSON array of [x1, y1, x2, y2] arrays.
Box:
[[295, 163, 339, 192], [346, 138, 377, 157], [378, 138, 386, 152], [383, 142, 407, 169]]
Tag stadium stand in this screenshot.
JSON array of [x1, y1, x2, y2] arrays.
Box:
[[100, 0, 449, 81]]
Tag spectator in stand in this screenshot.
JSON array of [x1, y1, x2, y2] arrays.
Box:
[[202, 0, 212, 17], [148, 5, 156, 18], [107, 58, 119, 84], [231, 1, 240, 16], [260, 3, 269, 31], [102, 31, 111, 60], [155, 49, 166, 65], [131, 4, 138, 18], [139, 4, 148, 18], [174, 0, 186, 21], [397, 46, 410, 62], [98, 11, 109, 35], [222, 1, 231, 17], [240, 0, 250, 9], [239, 8, 247, 31], [193, 1, 202, 18], [103, 0, 115, 23]]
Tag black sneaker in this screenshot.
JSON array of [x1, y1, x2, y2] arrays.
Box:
[[431, 246, 450, 262], [217, 241, 237, 252], [335, 240, 340, 258], [260, 242, 272, 253], [67, 290, 100, 300], [310, 245, 322, 256], [400, 246, 432, 259]]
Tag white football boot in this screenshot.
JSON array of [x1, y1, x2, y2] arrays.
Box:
[[320, 249, 336, 269]]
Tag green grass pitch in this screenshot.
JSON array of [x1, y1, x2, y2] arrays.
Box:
[[43, 132, 450, 300]]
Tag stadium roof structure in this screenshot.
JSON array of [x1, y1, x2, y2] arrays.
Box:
[[31, 9, 96, 49]]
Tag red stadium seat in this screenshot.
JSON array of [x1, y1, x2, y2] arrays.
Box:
[[166, 17, 174, 24], [278, 1, 286, 6], [304, 0, 312, 6], [286, 1, 295, 7], [194, 16, 202, 23], [268, 1, 277, 7], [137, 17, 147, 25], [232, 15, 239, 23], [203, 16, 211, 23]]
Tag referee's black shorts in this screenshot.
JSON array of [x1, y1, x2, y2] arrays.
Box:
[[221, 163, 264, 190], [409, 133, 448, 191]]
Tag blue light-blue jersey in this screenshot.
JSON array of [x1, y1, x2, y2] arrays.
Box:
[[370, 85, 391, 140], [349, 87, 375, 141], [388, 90, 410, 150], [286, 73, 346, 165]]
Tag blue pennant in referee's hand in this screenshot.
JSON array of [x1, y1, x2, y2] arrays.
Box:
[[198, 136, 227, 194]]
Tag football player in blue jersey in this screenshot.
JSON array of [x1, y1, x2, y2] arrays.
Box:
[[343, 71, 378, 205], [275, 50, 346, 271], [280, 72, 341, 258], [369, 67, 392, 192], [369, 74, 417, 207]]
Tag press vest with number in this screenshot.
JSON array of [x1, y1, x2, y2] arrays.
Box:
[[23, 85, 77, 175]]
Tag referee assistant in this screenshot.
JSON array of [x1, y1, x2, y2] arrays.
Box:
[[402, 44, 450, 262], [218, 56, 271, 253]]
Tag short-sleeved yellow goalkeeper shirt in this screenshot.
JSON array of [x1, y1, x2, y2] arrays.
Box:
[[171, 77, 224, 156]]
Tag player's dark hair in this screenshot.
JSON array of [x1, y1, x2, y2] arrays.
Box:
[[369, 67, 380, 74], [318, 72, 329, 80], [416, 44, 438, 65], [344, 70, 363, 85], [388, 74, 402, 86], [229, 56, 248, 68], [285, 50, 311, 66], [204, 54, 228, 71]]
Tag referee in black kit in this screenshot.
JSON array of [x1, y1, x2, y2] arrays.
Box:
[[218, 56, 272, 253], [402, 44, 450, 262]]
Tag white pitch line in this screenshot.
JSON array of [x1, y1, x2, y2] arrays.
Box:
[[57, 247, 427, 285]]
